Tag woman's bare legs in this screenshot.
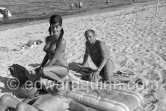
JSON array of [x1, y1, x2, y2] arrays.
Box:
[[0, 94, 20, 111], [23, 65, 69, 83], [41, 65, 68, 81]]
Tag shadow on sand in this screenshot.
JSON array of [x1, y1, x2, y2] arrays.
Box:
[[68, 62, 95, 80], [69, 62, 95, 73], [28, 63, 40, 68], [0, 76, 20, 96]]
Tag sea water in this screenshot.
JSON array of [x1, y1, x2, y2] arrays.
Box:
[[0, 0, 153, 26]]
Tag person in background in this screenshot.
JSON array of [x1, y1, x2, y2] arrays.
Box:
[[81, 29, 130, 82]]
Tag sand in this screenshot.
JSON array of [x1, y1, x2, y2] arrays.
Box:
[[0, 0, 166, 111]]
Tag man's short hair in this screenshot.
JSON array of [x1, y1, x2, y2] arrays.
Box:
[[84, 29, 95, 37]]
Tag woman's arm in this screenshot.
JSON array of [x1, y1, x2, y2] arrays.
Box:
[[97, 41, 108, 72], [39, 36, 50, 68], [46, 39, 66, 66], [40, 53, 49, 68], [82, 42, 89, 66]]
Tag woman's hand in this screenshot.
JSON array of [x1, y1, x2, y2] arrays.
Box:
[[78, 62, 85, 66], [90, 71, 100, 82], [35, 67, 42, 74]]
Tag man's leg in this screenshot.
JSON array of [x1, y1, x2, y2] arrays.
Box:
[[0, 94, 20, 111], [104, 60, 130, 82], [102, 59, 115, 82], [41, 65, 68, 81]]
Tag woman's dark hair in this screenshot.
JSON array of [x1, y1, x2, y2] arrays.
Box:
[[59, 28, 64, 40], [47, 28, 64, 44], [48, 28, 64, 40], [49, 14, 62, 26], [48, 27, 52, 35], [48, 14, 63, 36]]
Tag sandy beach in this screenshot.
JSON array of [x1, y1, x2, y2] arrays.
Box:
[[0, 0, 166, 110]]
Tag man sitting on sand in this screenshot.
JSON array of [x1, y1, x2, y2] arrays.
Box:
[[81, 29, 130, 82]]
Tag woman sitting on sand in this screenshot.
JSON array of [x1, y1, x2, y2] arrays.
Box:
[[33, 14, 69, 82]]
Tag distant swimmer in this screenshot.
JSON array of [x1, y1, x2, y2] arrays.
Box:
[[69, 1, 83, 9], [70, 3, 75, 9], [77, 1, 83, 8], [106, 0, 111, 4], [74, 1, 83, 9], [0, 7, 12, 18]]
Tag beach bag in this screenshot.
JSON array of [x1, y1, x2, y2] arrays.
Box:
[[8, 64, 29, 86], [8, 64, 41, 99]]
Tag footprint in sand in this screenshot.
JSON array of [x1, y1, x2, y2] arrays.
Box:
[[0, 47, 9, 53]]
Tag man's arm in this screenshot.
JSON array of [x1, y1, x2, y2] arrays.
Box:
[[46, 39, 66, 66], [97, 41, 108, 72], [69, 100, 99, 111], [82, 42, 89, 66]]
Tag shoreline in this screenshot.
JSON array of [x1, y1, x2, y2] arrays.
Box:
[[0, 0, 157, 31]]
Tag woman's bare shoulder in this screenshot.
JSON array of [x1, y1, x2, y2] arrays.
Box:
[[97, 40, 104, 44], [97, 40, 105, 46], [60, 38, 66, 44]]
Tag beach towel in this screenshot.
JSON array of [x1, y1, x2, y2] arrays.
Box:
[[68, 70, 145, 111]]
